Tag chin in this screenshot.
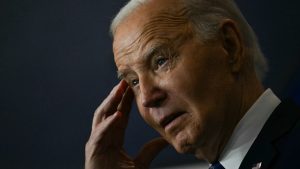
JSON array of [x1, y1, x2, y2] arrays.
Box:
[[171, 132, 196, 154], [173, 143, 194, 154]]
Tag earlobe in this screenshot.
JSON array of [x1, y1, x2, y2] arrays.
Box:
[[219, 19, 244, 73]]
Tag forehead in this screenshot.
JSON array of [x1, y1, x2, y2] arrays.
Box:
[[113, 0, 190, 66]]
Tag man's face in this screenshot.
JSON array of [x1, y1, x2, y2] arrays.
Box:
[[113, 1, 238, 156]]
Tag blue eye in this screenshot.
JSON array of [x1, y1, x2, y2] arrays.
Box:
[[156, 57, 168, 67], [131, 79, 139, 86]]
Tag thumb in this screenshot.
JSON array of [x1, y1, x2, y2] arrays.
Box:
[[134, 137, 169, 168]]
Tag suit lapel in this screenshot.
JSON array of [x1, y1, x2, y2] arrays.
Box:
[[239, 100, 300, 169], [239, 141, 275, 169]]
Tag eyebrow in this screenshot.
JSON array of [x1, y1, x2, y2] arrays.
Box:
[[116, 43, 167, 80], [143, 44, 162, 61], [117, 69, 130, 80]]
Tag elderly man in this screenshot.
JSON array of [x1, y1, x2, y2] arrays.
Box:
[[85, 0, 300, 169]]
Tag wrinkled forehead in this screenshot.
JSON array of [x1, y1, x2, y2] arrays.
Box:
[[113, 0, 186, 36], [113, 0, 191, 64]]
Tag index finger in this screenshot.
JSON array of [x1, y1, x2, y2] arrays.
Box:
[[92, 80, 128, 130]]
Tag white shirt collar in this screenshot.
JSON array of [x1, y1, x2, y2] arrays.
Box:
[[218, 89, 281, 169]]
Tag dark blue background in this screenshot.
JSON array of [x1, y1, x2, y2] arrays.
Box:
[[1, 0, 299, 168]]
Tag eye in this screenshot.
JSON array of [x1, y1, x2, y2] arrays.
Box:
[[131, 79, 139, 87], [155, 57, 169, 67]]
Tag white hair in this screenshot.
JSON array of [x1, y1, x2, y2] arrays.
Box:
[[110, 0, 268, 80]]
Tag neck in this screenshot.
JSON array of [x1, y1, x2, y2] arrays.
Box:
[[220, 72, 264, 161], [195, 72, 264, 163], [238, 73, 265, 122]]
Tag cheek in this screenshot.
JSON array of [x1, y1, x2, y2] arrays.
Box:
[[163, 65, 207, 112], [135, 98, 146, 120], [135, 99, 156, 127]]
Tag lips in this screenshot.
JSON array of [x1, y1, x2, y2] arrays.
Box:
[[160, 111, 185, 129]]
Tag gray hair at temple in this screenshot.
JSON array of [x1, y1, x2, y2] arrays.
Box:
[[110, 0, 268, 80]]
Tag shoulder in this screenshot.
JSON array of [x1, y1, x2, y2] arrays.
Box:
[[240, 99, 300, 169]]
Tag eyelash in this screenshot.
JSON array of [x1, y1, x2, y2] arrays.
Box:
[[129, 53, 172, 88], [154, 55, 170, 70], [131, 79, 139, 87], [155, 56, 168, 67]]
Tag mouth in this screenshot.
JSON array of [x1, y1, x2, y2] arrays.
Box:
[[160, 111, 186, 129]]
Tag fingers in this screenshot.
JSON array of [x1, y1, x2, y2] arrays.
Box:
[[87, 111, 121, 148], [116, 87, 134, 127], [134, 137, 169, 168], [118, 87, 134, 114], [91, 111, 121, 140], [119, 150, 135, 168], [92, 80, 128, 130], [87, 80, 134, 155], [85, 81, 136, 169], [112, 87, 134, 148]]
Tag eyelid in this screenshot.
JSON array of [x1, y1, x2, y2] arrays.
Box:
[[131, 79, 139, 87], [152, 49, 171, 69], [117, 69, 136, 80], [125, 75, 139, 88], [155, 55, 169, 66]]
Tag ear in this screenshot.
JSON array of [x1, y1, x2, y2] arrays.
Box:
[[219, 19, 244, 73]]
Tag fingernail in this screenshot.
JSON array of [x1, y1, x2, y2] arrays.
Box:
[[114, 111, 122, 118]]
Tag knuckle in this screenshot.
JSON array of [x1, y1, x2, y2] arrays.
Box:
[[94, 96, 118, 119]]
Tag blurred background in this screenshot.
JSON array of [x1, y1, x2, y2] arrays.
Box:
[[1, 0, 299, 169]]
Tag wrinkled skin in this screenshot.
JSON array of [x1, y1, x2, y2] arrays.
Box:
[[112, 0, 245, 162], [85, 0, 264, 167], [85, 80, 168, 169]]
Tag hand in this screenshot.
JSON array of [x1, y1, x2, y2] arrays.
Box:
[[85, 80, 168, 169]]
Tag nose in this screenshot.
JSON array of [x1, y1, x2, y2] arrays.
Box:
[[139, 77, 167, 108]]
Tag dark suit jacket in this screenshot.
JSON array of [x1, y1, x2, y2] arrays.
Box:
[[239, 100, 300, 169]]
